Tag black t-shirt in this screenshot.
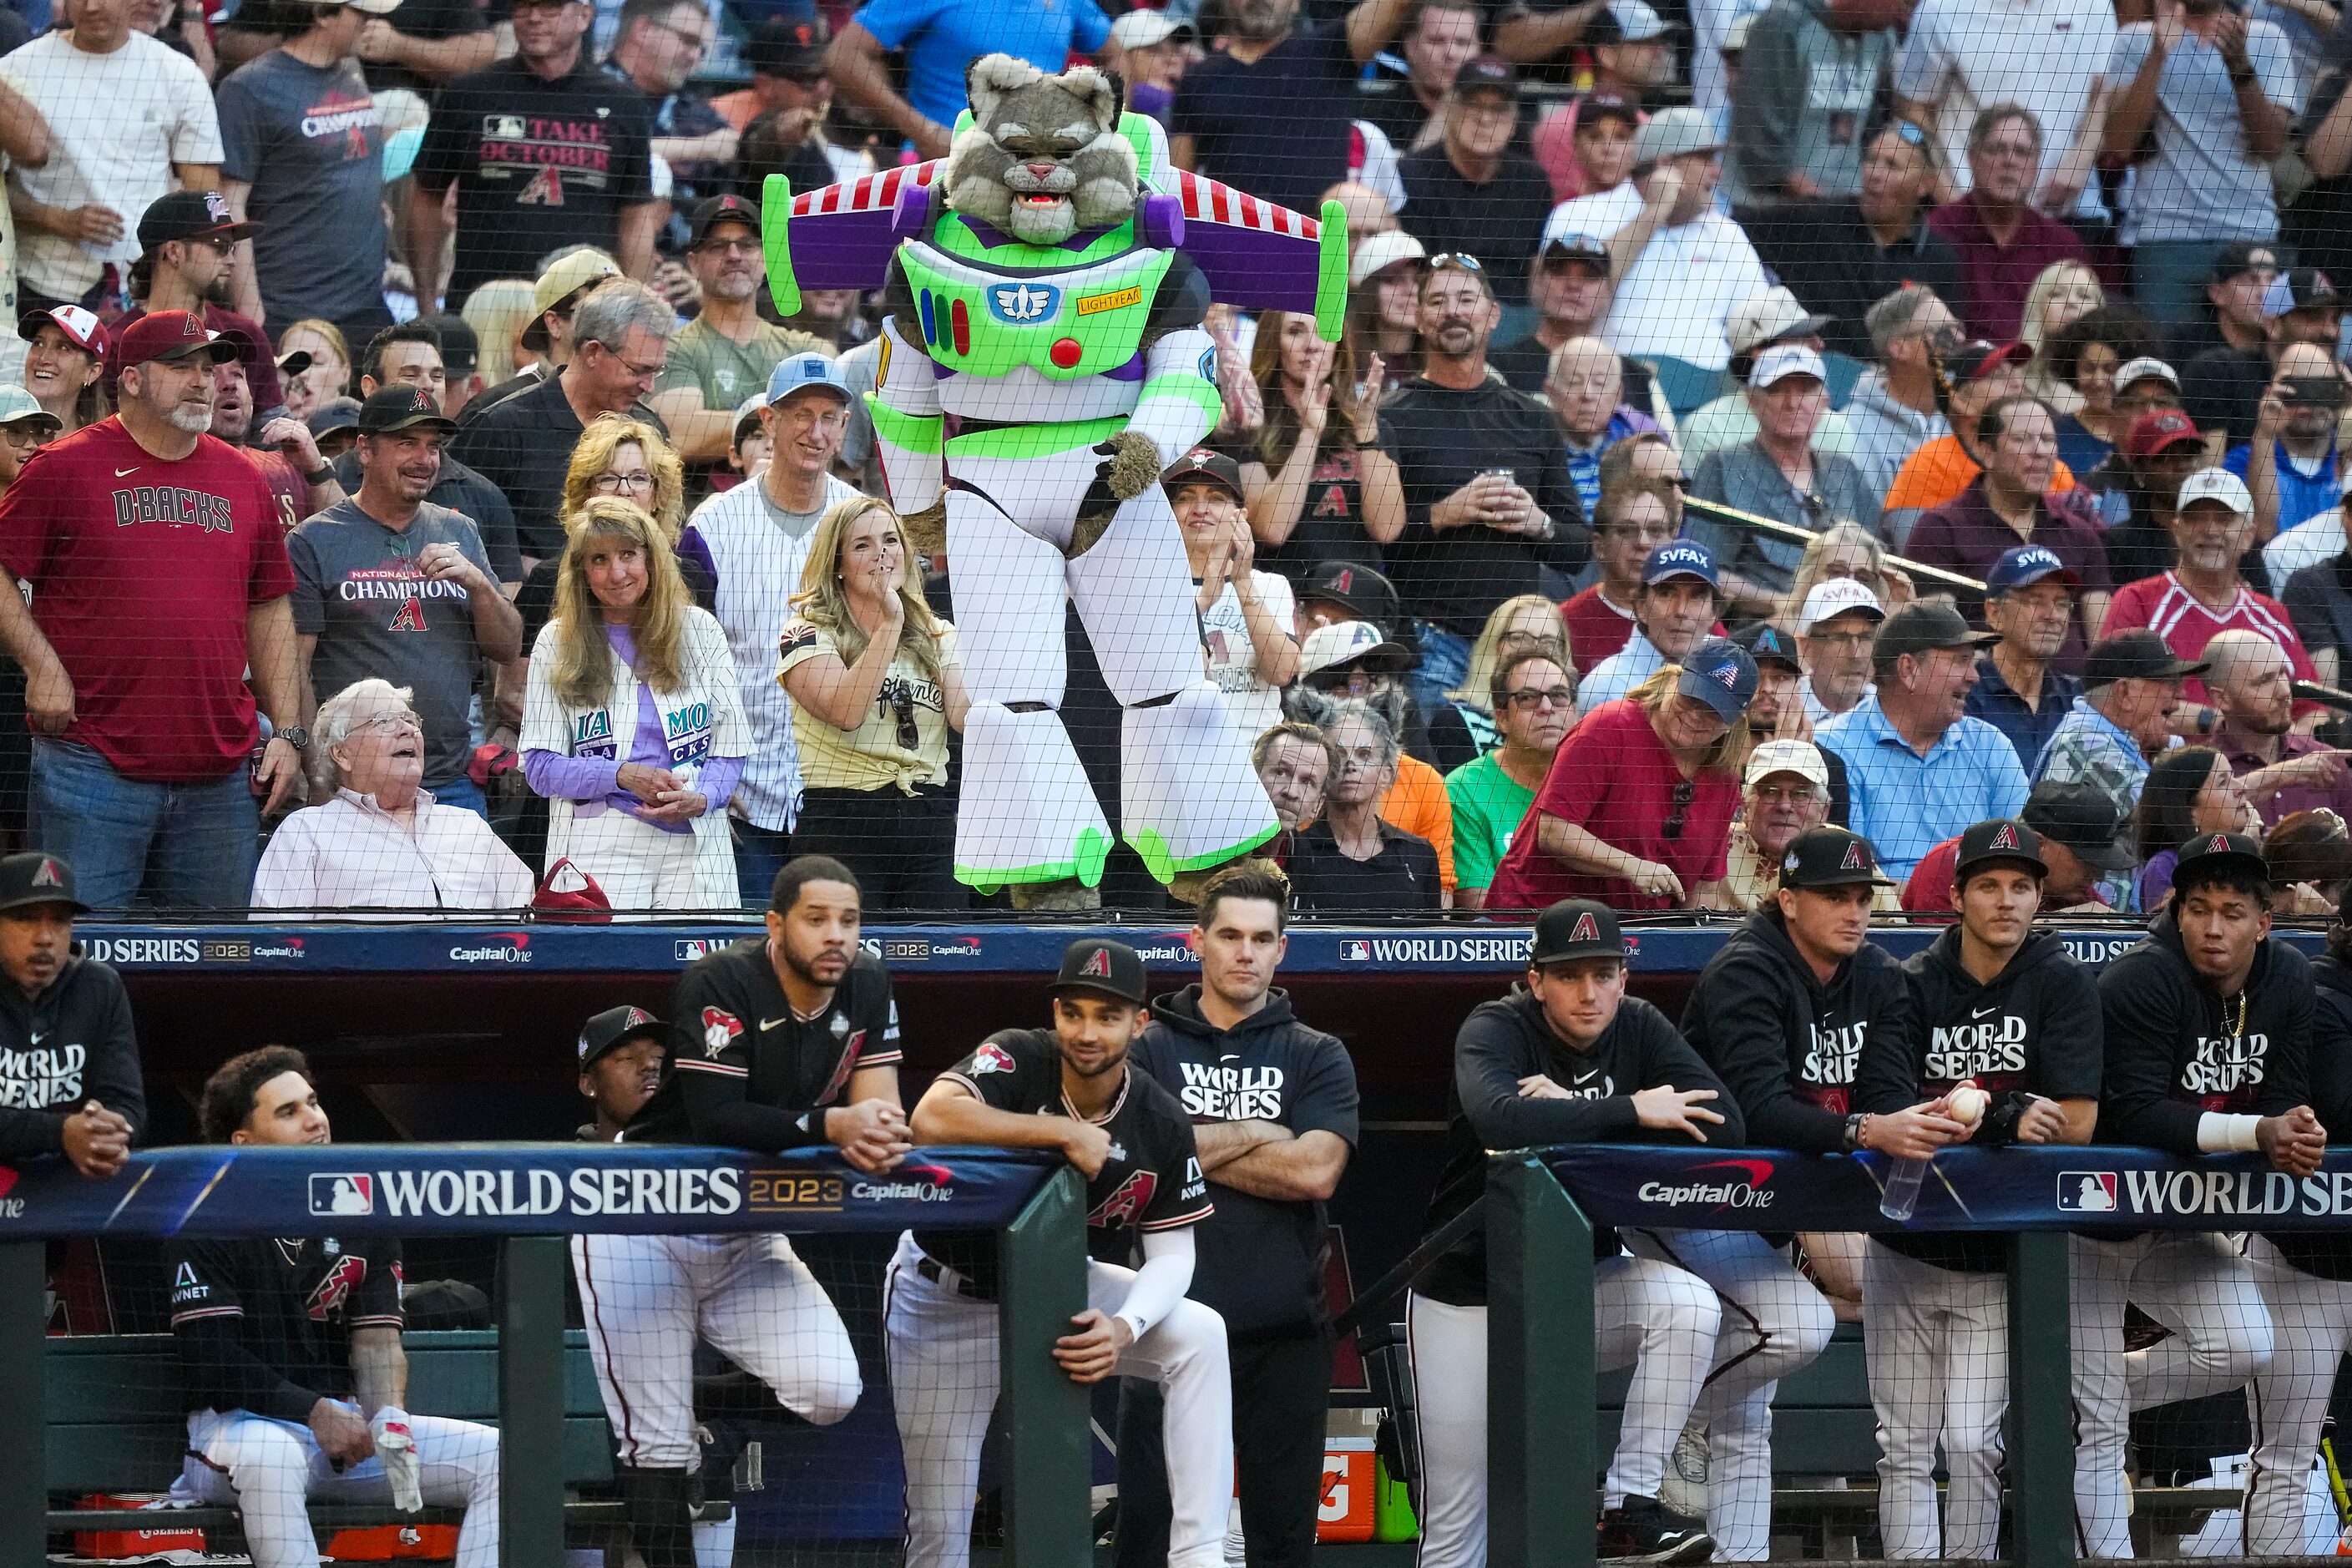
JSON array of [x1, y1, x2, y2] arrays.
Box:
[[367, 0, 500, 94], [445, 372, 669, 559], [626, 939, 903, 1149], [2290, 69, 2352, 285], [1219, 422, 1392, 582], [2182, 344, 2276, 446], [1171, 23, 1366, 214], [914, 1029, 1211, 1291], [168, 1233, 405, 1419], [1396, 147, 1555, 306], [412, 56, 655, 301], [1743, 201, 1965, 362], [1287, 817, 1442, 910]]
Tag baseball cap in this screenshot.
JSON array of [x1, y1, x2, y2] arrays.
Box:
[[1875, 602, 1996, 665], [689, 193, 760, 247], [2020, 781, 2136, 871], [2082, 628, 2208, 687], [2211, 241, 2280, 285], [1300, 560, 1400, 628], [2263, 266, 2341, 319], [114, 310, 235, 371], [18, 304, 103, 357], [137, 189, 260, 252], [1749, 343, 1826, 389], [1744, 737, 1829, 793], [0, 386, 58, 433], [2173, 830, 2270, 887], [1735, 620, 1802, 672], [422, 311, 478, 375], [744, 12, 829, 79], [1051, 937, 1149, 1005], [1300, 619, 1414, 679], [1536, 230, 1611, 275], [305, 396, 362, 440], [1631, 106, 1721, 169], [1780, 826, 1894, 889], [1728, 286, 1833, 357], [0, 851, 84, 914], [2113, 356, 2179, 394], [1110, 8, 1195, 48], [2123, 406, 2203, 461], [2178, 467, 2253, 516], [1945, 339, 2031, 385], [1165, 448, 1245, 504], [1578, 91, 1642, 129], [1986, 543, 2081, 598], [1451, 54, 1519, 99], [1528, 898, 1630, 965], [357, 384, 454, 437], [579, 1004, 665, 1070], [1642, 539, 1718, 589], [766, 351, 852, 406], [1953, 817, 2049, 881], [732, 393, 769, 446], [520, 249, 621, 350], [1588, 0, 1672, 43], [1675, 637, 1758, 724], [275, 346, 314, 380], [1797, 576, 1885, 635], [1349, 230, 1427, 289]]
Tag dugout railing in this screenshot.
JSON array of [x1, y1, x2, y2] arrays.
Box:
[[0, 1143, 1090, 1568]]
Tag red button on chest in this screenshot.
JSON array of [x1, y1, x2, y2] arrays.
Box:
[[1050, 337, 1082, 369]]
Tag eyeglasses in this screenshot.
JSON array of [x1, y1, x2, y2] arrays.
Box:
[[1498, 630, 1567, 651], [355, 711, 422, 736], [593, 470, 657, 495], [0, 425, 44, 451], [644, 14, 712, 49], [695, 235, 761, 256], [1752, 781, 1820, 805], [591, 344, 666, 384], [1663, 778, 1696, 842], [1505, 685, 1576, 710], [889, 688, 919, 751]]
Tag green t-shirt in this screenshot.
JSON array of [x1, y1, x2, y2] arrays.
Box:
[[1445, 751, 1537, 893], [655, 316, 832, 413]]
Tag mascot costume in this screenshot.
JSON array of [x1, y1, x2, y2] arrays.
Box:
[[763, 54, 1348, 902]]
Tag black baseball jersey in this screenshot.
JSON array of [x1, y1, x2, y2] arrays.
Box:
[[914, 1028, 1211, 1294], [166, 1232, 404, 1420], [1874, 926, 2105, 1272], [626, 939, 903, 1151]]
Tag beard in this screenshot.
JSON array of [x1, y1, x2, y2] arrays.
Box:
[[1230, 0, 1292, 39], [168, 402, 216, 434]]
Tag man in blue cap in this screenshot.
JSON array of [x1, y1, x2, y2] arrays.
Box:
[[1965, 544, 2085, 770], [1580, 538, 1726, 708]]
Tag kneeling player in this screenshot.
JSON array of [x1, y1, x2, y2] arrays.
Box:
[[888, 938, 1229, 1568], [1867, 819, 2100, 1559], [1411, 900, 1726, 1565], [168, 1049, 501, 1568]]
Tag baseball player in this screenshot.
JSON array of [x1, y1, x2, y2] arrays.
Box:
[[2090, 832, 2319, 1557], [1677, 827, 1935, 1560], [888, 937, 1227, 1568], [165, 1048, 501, 1568], [1412, 899, 1729, 1566], [1865, 818, 2102, 1560], [589, 855, 910, 1567]]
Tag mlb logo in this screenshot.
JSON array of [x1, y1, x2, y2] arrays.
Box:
[[309, 1174, 374, 1216], [2056, 1172, 2118, 1212], [1340, 940, 1372, 962], [487, 114, 526, 138]]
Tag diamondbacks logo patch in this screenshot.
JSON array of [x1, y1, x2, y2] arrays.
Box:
[[388, 597, 427, 634], [1087, 1170, 1158, 1228], [306, 1255, 368, 1322], [969, 1041, 1016, 1075], [1569, 911, 1599, 943], [701, 1008, 744, 1060], [1080, 947, 1112, 979], [30, 857, 61, 888], [1988, 823, 2018, 852], [2209, 834, 2233, 855], [1842, 841, 1869, 871]]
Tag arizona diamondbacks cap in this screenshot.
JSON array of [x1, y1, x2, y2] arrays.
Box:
[[1530, 899, 1628, 964], [1051, 938, 1148, 1004]]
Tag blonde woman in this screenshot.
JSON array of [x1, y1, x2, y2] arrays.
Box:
[[276, 318, 352, 421], [462, 278, 540, 396], [1433, 594, 1573, 769], [2019, 260, 2104, 413], [520, 498, 749, 909], [1238, 309, 1405, 577], [778, 497, 969, 908], [1771, 523, 1916, 635]]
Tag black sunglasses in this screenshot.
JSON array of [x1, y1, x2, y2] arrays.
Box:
[[1663, 778, 1696, 842], [889, 688, 918, 751]]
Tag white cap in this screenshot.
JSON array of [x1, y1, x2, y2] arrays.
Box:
[[1744, 738, 1830, 792], [1798, 576, 1886, 635], [2178, 467, 2253, 516], [1750, 343, 1826, 389], [1110, 10, 1195, 49], [2113, 355, 2178, 392], [1727, 286, 1832, 357], [1299, 619, 1414, 679], [1349, 230, 1427, 290]]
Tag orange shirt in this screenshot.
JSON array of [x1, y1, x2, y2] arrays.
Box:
[[1884, 436, 2076, 515], [1380, 755, 1456, 892]]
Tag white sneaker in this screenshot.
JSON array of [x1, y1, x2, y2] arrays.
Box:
[[1659, 1422, 1710, 1520]]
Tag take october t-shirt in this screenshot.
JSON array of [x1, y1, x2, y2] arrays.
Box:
[[0, 418, 294, 781]]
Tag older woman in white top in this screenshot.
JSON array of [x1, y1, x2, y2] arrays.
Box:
[[252, 679, 535, 912]]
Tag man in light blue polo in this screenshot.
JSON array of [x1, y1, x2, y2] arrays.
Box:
[[1578, 539, 1724, 708], [1816, 602, 2030, 878]]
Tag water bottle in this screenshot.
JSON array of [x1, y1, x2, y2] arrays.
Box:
[[1879, 1156, 1930, 1222]]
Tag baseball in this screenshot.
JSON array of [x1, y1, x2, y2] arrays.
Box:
[[1948, 1085, 1989, 1125]]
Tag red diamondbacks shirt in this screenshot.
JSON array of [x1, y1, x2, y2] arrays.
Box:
[[0, 418, 296, 781]]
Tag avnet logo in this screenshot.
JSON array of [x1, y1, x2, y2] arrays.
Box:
[[1636, 1157, 1776, 1210]]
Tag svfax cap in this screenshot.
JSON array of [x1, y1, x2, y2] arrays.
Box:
[[1642, 538, 1717, 589], [1052, 938, 1148, 1004], [1797, 576, 1884, 634], [1529, 898, 1629, 964], [1987, 543, 2080, 597]]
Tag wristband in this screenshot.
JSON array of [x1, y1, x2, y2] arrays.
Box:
[[2196, 1111, 2263, 1153], [302, 464, 334, 486]]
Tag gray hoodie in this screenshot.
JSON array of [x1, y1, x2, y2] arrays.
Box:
[[1729, 0, 1894, 204]]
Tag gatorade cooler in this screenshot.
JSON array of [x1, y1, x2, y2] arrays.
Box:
[[1319, 1437, 1377, 1542], [73, 1495, 208, 1559]]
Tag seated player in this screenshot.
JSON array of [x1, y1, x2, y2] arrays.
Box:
[[888, 938, 1229, 1568], [166, 1048, 501, 1568], [1410, 899, 1726, 1566]]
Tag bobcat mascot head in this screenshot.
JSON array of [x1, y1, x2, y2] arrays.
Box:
[[944, 54, 1138, 245]]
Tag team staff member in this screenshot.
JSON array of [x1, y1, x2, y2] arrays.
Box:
[[889, 938, 1226, 1568], [1118, 865, 1358, 1568], [1864, 819, 2101, 1560], [0, 852, 141, 1176], [2079, 833, 2322, 1558], [2248, 888, 2352, 1553], [167, 1047, 501, 1567], [596, 857, 906, 1566], [1675, 827, 1942, 1559], [1412, 899, 1727, 1567]]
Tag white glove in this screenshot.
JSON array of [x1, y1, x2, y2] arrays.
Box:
[[372, 1407, 422, 1512]]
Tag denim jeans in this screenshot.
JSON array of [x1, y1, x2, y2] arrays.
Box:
[[730, 817, 794, 909], [1406, 622, 1472, 720], [31, 738, 258, 910]]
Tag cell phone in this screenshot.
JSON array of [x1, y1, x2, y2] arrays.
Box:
[[2284, 375, 2348, 410], [1480, 467, 1518, 485]]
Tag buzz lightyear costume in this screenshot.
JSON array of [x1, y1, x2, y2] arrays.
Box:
[[762, 109, 1348, 893]]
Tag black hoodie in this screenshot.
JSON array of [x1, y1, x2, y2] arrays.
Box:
[[1873, 926, 2104, 1271], [1417, 988, 1742, 1308], [2098, 913, 2310, 1157], [1132, 986, 1360, 1336], [2277, 953, 2352, 1279], [0, 953, 144, 1158], [1682, 906, 1918, 1155]]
